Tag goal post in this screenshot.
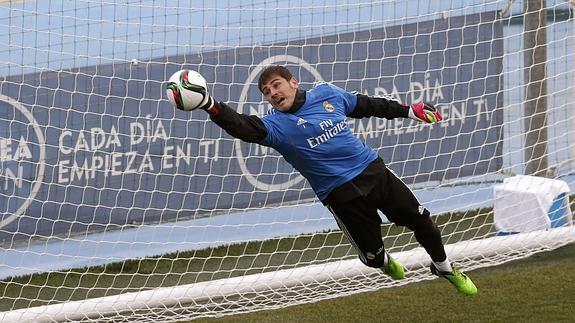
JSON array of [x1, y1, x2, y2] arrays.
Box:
[[1, 1, 575, 322]]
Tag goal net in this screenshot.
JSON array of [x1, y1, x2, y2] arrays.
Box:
[[1, 1, 574, 322]]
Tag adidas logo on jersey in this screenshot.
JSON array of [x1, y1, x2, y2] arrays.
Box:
[[297, 118, 307, 127]]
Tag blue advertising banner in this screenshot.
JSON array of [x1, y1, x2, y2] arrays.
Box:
[[0, 11, 503, 242]]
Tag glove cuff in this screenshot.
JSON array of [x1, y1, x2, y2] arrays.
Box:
[[199, 95, 214, 110], [204, 100, 220, 116], [407, 105, 418, 121]]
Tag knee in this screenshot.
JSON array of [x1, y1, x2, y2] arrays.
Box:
[[406, 207, 437, 231]]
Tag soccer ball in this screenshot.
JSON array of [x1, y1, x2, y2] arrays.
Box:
[[165, 70, 211, 111]]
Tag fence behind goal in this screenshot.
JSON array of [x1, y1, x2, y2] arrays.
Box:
[[1, 1, 574, 322]]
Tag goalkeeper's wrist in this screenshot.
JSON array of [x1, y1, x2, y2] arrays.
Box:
[[203, 98, 220, 116]]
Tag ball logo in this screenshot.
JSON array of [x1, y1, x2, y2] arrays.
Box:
[[236, 55, 324, 191], [0, 94, 45, 229]]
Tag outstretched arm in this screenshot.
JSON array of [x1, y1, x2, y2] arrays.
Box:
[[348, 94, 409, 119], [165, 70, 268, 143], [205, 102, 268, 143], [348, 93, 442, 123]]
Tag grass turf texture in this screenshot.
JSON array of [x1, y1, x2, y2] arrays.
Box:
[[200, 242, 575, 323]]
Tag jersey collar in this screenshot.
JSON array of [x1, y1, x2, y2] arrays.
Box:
[[287, 89, 306, 114]]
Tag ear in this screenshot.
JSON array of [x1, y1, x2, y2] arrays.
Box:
[[289, 77, 299, 89]]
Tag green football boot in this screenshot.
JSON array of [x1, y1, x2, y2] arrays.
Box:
[[381, 255, 405, 280], [431, 263, 478, 296]]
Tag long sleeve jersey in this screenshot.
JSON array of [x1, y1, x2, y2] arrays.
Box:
[[209, 82, 410, 201]]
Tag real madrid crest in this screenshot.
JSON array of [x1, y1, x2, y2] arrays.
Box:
[[323, 101, 334, 112]]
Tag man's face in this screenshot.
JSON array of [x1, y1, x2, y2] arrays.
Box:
[[260, 74, 299, 112]]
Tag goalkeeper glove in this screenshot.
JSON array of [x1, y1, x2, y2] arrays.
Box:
[[199, 94, 215, 111], [408, 102, 443, 123]]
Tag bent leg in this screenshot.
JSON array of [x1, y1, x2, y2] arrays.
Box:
[[327, 197, 386, 268], [371, 169, 447, 263]]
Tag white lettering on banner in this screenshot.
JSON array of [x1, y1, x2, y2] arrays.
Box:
[[372, 72, 446, 104], [130, 115, 168, 145], [139, 153, 154, 172], [0, 94, 46, 229], [473, 98, 488, 122], [54, 116, 220, 184], [109, 152, 122, 175], [3, 167, 23, 190], [125, 151, 138, 173], [450, 102, 466, 126], [408, 73, 445, 103], [59, 118, 168, 154], [59, 127, 122, 154], [0, 138, 35, 187], [56, 142, 200, 184], [162, 144, 194, 169], [199, 140, 219, 163], [0, 136, 32, 161]]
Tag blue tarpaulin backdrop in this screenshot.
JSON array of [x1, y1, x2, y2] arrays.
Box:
[[0, 12, 503, 242]]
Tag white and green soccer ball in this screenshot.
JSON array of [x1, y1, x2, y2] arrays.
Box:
[[165, 69, 211, 111]]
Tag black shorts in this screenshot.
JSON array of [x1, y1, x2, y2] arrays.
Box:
[[325, 158, 431, 267]]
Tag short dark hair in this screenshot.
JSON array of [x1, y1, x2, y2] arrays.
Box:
[[257, 65, 294, 92]]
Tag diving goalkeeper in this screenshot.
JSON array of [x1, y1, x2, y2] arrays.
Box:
[[199, 65, 477, 296]]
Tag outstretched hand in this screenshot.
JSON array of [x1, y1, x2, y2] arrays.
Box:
[[408, 102, 443, 124]]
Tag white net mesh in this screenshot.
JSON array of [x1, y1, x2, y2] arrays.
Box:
[[0, 1, 574, 321]]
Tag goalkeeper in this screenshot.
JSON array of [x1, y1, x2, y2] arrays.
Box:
[[200, 65, 477, 296]]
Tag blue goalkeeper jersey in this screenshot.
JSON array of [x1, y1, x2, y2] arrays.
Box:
[[259, 83, 377, 201]]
